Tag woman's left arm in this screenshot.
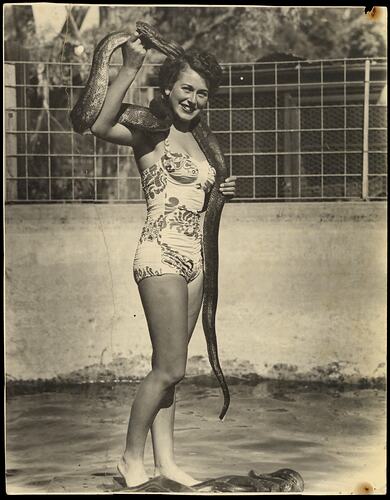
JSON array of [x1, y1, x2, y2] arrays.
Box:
[[219, 176, 237, 198]]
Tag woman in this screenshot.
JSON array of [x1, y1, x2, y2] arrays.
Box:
[[90, 32, 236, 488]]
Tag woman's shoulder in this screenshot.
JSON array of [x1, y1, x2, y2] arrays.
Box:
[[132, 129, 167, 160]]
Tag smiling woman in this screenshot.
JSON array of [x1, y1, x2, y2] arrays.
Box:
[[167, 69, 209, 121], [71, 26, 237, 489]]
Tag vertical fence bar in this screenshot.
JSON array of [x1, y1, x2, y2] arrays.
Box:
[[297, 62, 301, 199], [343, 59, 347, 198], [275, 63, 278, 199], [116, 141, 120, 201], [94, 135, 97, 201], [46, 64, 52, 201], [24, 63, 28, 200], [252, 64, 255, 200], [70, 64, 75, 201], [5, 63, 18, 201], [139, 157, 143, 201], [362, 59, 370, 200], [228, 64, 232, 179], [320, 61, 324, 199]]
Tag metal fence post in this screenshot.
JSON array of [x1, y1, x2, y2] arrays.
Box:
[[362, 59, 370, 200], [5, 63, 18, 201]]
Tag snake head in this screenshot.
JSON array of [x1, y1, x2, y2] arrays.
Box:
[[135, 23, 156, 51], [135, 20, 184, 58]]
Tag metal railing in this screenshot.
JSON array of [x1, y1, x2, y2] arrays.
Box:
[[4, 57, 387, 203]]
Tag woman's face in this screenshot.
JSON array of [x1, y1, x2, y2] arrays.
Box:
[[167, 65, 209, 122]]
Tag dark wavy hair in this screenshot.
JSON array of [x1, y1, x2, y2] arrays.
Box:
[[158, 50, 223, 98]]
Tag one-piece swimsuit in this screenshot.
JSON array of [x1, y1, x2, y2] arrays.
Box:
[[133, 137, 216, 284]]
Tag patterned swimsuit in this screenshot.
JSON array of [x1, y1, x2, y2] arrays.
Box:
[[133, 137, 216, 285]]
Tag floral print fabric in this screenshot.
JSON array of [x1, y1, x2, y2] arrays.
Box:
[[133, 138, 215, 284]]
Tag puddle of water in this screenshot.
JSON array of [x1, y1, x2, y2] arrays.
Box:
[[5, 382, 386, 494]]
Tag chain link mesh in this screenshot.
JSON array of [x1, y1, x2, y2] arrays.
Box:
[[5, 58, 387, 202]]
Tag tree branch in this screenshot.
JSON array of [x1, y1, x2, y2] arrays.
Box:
[[182, 9, 238, 51], [63, 5, 82, 41]]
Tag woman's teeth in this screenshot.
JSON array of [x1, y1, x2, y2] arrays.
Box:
[[180, 104, 193, 113]]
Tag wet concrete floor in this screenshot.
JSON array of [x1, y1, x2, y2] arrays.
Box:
[[5, 381, 386, 494]]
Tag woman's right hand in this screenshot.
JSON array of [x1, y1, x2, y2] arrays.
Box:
[[121, 33, 147, 70]]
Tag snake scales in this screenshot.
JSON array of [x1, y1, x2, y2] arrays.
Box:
[[70, 21, 230, 420]]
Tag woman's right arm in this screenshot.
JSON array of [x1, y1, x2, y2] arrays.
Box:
[[90, 36, 147, 147]]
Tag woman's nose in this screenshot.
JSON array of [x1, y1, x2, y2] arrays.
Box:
[[188, 92, 196, 104]]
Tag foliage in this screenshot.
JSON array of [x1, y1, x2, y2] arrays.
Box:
[[5, 5, 386, 65]]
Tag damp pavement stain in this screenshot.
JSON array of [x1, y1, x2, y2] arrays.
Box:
[[5, 382, 386, 494]]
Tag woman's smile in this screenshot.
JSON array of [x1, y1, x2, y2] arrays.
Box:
[[168, 66, 209, 123], [179, 101, 196, 115]]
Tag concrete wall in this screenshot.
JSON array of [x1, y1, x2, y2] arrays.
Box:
[[5, 202, 387, 384]]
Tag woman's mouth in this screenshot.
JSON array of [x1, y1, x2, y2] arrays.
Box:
[[180, 103, 195, 114]]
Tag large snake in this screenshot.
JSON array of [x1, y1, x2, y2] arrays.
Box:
[[113, 468, 304, 492], [70, 21, 230, 420]]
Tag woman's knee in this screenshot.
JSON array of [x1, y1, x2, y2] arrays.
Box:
[[152, 365, 186, 388]]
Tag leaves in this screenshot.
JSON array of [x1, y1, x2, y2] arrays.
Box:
[[6, 5, 386, 64], [5, 6, 386, 93]]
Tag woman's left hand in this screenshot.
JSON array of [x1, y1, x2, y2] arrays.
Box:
[[219, 176, 237, 198]]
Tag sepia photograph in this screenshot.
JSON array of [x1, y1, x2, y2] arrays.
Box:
[[4, 3, 387, 494]]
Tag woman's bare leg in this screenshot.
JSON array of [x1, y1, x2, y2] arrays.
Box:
[[118, 274, 189, 487], [151, 271, 204, 485]]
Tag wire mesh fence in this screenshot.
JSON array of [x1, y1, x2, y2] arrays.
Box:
[[4, 57, 387, 203]]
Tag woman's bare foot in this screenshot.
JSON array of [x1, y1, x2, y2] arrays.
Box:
[[155, 462, 198, 486], [117, 457, 149, 488]]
